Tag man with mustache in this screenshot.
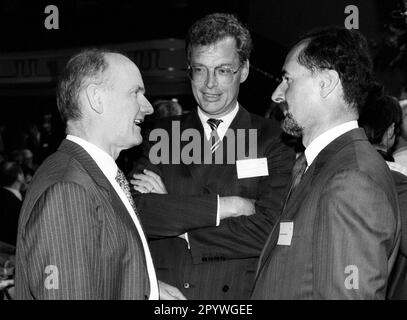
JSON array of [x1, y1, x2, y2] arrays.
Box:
[[252, 27, 401, 299]]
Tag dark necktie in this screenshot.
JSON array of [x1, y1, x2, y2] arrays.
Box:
[[115, 168, 139, 217], [207, 118, 223, 153], [284, 152, 308, 208]]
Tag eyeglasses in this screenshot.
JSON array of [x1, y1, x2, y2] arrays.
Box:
[[187, 64, 243, 84]]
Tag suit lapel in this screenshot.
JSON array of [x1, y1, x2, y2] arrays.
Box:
[[59, 139, 147, 257], [181, 110, 212, 189]]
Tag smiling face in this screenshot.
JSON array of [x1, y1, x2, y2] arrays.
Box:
[[102, 54, 153, 158], [189, 36, 249, 117], [272, 41, 321, 138]]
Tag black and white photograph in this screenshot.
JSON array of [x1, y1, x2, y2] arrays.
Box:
[[0, 0, 406, 311]]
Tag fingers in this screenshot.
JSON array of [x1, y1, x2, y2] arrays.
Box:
[[158, 280, 187, 300], [0, 279, 14, 290], [130, 174, 155, 193], [143, 170, 164, 185], [130, 170, 167, 194]]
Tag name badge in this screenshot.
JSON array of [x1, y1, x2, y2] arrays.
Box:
[[277, 221, 294, 246], [236, 158, 269, 179]]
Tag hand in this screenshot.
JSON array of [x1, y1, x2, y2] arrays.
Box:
[[130, 169, 168, 194], [158, 280, 187, 300], [219, 196, 256, 220], [0, 279, 14, 290]]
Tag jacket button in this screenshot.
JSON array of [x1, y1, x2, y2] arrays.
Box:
[[184, 282, 190, 289], [222, 285, 229, 292]]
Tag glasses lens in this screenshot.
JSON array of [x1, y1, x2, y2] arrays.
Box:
[[188, 65, 240, 84]]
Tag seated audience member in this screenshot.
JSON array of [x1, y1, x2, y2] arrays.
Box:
[[0, 161, 24, 246], [358, 89, 407, 299], [0, 240, 15, 300], [152, 99, 184, 119], [21, 148, 37, 186]]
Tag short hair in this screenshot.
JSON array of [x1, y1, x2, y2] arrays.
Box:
[[186, 13, 252, 64], [56, 49, 112, 124], [0, 161, 23, 187], [295, 26, 373, 114], [359, 85, 402, 145]]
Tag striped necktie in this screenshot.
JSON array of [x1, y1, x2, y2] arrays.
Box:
[[207, 118, 223, 153], [115, 168, 139, 217]]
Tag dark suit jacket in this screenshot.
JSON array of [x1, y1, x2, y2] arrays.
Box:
[[134, 106, 295, 299], [387, 170, 407, 299], [15, 139, 153, 299], [252, 128, 400, 299], [0, 188, 22, 246]]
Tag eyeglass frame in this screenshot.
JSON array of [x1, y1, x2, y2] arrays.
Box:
[[186, 62, 245, 84]]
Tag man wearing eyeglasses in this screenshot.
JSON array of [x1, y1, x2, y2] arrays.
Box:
[[130, 13, 295, 299]]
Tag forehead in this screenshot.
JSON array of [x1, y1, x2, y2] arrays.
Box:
[[190, 37, 239, 64], [282, 41, 310, 75], [105, 54, 143, 88]]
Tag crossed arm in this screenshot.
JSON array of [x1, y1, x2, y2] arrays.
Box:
[[131, 138, 294, 260]]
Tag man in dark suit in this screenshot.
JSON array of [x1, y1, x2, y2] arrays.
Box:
[[131, 13, 295, 299], [0, 161, 24, 246], [251, 27, 401, 299], [15, 49, 198, 299]]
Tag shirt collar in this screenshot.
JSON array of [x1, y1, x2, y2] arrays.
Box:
[[304, 121, 358, 167], [66, 135, 118, 181], [3, 187, 22, 201], [197, 102, 239, 138]]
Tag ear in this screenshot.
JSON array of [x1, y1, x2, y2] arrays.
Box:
[[319, 69, 340, 99], [239, 60, 250, 84], [85, 83, 104, 114], [387, 122, 395, 139]]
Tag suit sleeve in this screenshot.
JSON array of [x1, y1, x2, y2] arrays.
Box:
[[137, 193, 218, 238], [313, 170, 399, 299], [19, 182, 102, 299], [133, 129, 218, 238], [187, 136, 295, 262]]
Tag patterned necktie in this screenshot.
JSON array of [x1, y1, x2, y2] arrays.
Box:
[[207, 118, 223, 153], [281, 152, 308, 213], [115, 168, 139, 217], [288, 152, 308, 200]]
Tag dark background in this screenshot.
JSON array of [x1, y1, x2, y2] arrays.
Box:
[[1, 0, 406, 130]]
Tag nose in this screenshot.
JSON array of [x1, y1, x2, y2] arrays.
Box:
[[271, 82, 285, 104], [205, 68, 218, 89], [141, 96, 154, 116]]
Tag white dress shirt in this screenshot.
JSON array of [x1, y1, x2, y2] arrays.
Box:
[[197, 102, 240, 141], [66, 135, 159, 300], [304, 121, 359, 168], [4, 186, 22, 201], [181, 103, 240, 247]]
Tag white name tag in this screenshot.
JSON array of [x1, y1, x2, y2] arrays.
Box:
[[236, 158, 269, 179], [277, 221, 294, 246]]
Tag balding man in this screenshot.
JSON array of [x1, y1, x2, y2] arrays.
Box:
[[14, 49, 187, 300]]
